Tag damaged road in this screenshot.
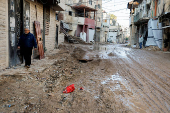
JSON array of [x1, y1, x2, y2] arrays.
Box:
[[0, 44, 170, 113]]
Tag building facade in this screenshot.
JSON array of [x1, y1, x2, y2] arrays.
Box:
[[60, 0, 97, 43], [0, 0, 65, 69], [102, 11, 110, 42], [128, 0, 170, 51]]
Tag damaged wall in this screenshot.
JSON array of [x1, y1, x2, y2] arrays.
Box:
[[0, 0, 8, 69], [45, 7, 59, 51]]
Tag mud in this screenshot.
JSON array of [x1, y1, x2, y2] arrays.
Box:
[[0, 44, 170, 113]]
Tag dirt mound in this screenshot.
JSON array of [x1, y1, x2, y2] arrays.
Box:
[[71, 47, 86, 60]]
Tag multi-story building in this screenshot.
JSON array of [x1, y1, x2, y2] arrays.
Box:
[[95, 0, 103, 42], [0, 0, 65, 69], [102, 11, 110, 42], [128, 0, 170, 51], [61, 0, 98, 43], [108, 21, 119, 43]]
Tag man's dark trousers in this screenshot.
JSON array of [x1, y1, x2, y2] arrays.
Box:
[[21, 47, 33, 66], [18, 32, 37, 66]]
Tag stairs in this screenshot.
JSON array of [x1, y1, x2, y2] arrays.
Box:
[[60, 21, 87, 44]]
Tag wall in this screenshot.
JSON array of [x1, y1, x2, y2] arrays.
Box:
[[28, 0, 64, 51], [0, 0, 8, 69], [27, 0, 43, 34], [109, 32, 117, 43], [103, 19, 110, 27], [89, 29, 95, 42], [96, 0, 102, 28], [84, 18, 95, 28], [45, 7, 58, 51], [76, 25, 83, 37]]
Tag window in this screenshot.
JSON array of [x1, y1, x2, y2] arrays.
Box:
[[98, 17, 100, 22], [89, 0, 92, 5], [95, 5, 97, 9], [98, 4, 100, 9], [69, 11, 72, 16]]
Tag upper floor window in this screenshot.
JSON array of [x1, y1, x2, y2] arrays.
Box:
[[98, 4, 100, 9], [98, 17, 100, 22], [89, 0, 92, 5]]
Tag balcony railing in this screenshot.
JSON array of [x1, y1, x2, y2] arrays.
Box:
[[72, 17, 85, 25], [103, 22, 110, 27], [103, 27, 109, 32], [134, 11, 148, 23]]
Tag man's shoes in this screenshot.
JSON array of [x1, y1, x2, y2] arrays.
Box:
[[25, 65, 30, 68]]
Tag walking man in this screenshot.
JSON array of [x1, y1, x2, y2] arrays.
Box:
[[139, 35, 143, 49], [18, 28, 37, 68]]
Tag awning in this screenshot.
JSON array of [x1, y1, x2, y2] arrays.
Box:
[[72, 4, 97, 12]]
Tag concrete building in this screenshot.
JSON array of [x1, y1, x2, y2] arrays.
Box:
[[0, 0, 65, 69], [95, 0, 103, 42], [102, 11, 110, 42], [108, 25, 118, 43], [127, 0, 170, 51], [117, 25, 123, 44], [60, 0, 97, 43]]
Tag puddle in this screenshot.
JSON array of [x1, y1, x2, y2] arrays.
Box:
[[101, 73, 141, 111], [94, 96, 100, 99], [101, 73, 124, 85]]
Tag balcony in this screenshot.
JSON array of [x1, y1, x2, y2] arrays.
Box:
[[103, 27, 109, 32], [72, 17, 85, 25], [96, 22, 101, 28], [134, 11, 149, 23], [78, 17, 85, 25]]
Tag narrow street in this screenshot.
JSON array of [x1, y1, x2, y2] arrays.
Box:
[[0, 44, 170, 113]]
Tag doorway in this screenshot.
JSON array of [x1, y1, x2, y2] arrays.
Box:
[[8, 0, 30, 67]]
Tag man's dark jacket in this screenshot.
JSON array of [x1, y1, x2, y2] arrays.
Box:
[[18, 32, 37, 48]]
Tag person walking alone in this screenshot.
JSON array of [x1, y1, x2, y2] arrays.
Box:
[[18, 28, 37, 68], [139, 35, 143, 49]]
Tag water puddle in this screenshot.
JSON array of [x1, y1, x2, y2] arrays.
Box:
[[100, 73, 145, 112]]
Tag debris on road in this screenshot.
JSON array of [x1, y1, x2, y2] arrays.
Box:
[[80, 87, 83, 90], [63, 84, 75, 93], [0, 44, 170, 113]]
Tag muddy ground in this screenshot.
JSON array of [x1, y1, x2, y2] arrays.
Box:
[[0, 44, 170, 113]]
